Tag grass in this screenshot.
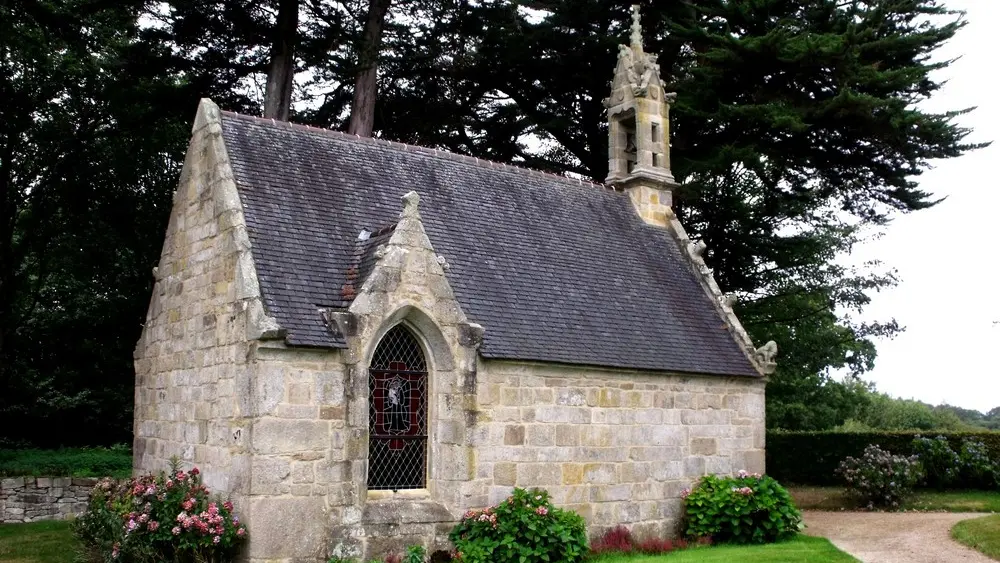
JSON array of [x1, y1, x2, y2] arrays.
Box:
[[0, 521, 79, 563], [0, 524, 855, 563], [952, 515, 1000, 561], [0, 447, 131, 478], [587, 535, 857, 562], [789, 486, 1000, 512]]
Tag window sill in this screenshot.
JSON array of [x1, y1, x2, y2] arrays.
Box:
[[366, 488, 431, 502]]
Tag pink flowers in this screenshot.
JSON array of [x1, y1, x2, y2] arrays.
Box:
[[731, 486, 754, 496], [182, 498, 195, 511], [212, 536, 221, 544], [147, 521, 159, 532], [171, 526, 181, 536], [223, 501, 234, 512], [236, 527, 246, 537], [535, 506, 548, 516], [737, 469, 762, 479], [680, 488, 691, 499]]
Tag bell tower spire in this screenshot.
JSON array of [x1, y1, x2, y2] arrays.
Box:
[[604, 5, 677, 227]]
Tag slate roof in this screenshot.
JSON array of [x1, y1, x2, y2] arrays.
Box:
[[220, 111, 759, 377]]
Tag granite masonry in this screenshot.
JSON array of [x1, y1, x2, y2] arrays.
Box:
[[0, 477, 97, 523], [133, 6, 774, 562]]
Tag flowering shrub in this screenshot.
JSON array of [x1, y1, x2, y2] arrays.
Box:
[[448, 487, 587, 563], [836, 444, 923, 509], [958, 439, 999, 490], [73, 463, 247, 562], [911, 435, 961, 489], [683, 470, 802, 544]]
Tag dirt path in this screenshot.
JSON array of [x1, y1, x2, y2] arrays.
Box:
[[803, 511, 994, 563]]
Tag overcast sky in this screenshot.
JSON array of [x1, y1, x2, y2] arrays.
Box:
[[842, 0, 999, 412]]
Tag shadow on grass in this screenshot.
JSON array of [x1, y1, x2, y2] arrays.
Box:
[[0, 520, 79, 563], [789, 486, 1000, 512], [586, 535, 857, 562]]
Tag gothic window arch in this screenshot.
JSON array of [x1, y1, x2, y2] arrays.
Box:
[[367, 324, 428, 491]]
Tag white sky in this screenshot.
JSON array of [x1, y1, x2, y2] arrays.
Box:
[[844, 0, 1000, 412]]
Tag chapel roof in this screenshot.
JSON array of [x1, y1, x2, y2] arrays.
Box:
[[220, 111, 759, 377]]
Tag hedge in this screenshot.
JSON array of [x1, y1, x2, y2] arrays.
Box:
[[766, 431, 1000, 486], [0, 447, 132, 478]]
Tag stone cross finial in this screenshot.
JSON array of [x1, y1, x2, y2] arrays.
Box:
[[401, 191, 421, 219], [630, 5, 643, 50]]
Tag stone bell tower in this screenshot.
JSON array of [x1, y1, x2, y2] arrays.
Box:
[[604, 5, 677, 227]]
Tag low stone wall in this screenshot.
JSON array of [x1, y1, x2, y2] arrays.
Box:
[[0, 477, 97, 523]]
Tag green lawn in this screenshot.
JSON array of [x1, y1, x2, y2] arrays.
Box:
[[588, 536, 857, 563], [952, 515, 1000, 561], [0, 521, 79, 563], [0, 447, 131, 478], [0, 523, 854, 563], [789, 486, 1000, 512]]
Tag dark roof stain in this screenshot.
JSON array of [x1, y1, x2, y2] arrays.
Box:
[[220, 112, 758, 377]]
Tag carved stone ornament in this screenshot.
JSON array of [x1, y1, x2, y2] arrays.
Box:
[[754, 341, 778, 374]]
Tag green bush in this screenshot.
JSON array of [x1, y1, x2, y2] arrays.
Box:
[[912, 435, 961, 489], [682, 471, 802, 544], [766, 431, 1000, 486], [958, 439, 999, 489], [0, 445, 132, 478], [448, 487, 587, 563], [73, 462, 247, 562], [836, 444, 923, 509]]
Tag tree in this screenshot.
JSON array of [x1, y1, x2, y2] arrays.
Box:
[[0, 0, 190, 446], [263, 0, 299, 120], [420, 0, 982, 429], [347, 0, 393, 136]]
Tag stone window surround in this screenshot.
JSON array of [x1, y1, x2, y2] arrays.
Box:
[[343, 304, 478, 517]]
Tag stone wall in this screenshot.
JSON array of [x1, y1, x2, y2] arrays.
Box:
[[473, 360, 766, 539], [132, 100, 275, 499], [0, 477, 96, 523]]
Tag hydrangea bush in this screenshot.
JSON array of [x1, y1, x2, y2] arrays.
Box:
[[911, 435, 961, 489], [836, 444, 923, 509], [958, 439, 999, 490], [448, 487, 587, 563], [73, 462, 247, 562], [682, 470, 802, 544]]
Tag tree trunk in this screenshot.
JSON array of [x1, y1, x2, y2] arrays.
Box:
[[263, 0, 299, 121], [347, 0, 392, 137]]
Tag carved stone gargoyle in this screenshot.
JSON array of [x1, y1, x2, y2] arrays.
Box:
[[754, 340, 778, 375]]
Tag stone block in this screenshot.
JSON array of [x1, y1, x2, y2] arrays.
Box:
[[516, 464, 561, 487], [583, 463, 616, 484], [527, 425, 554, 446], [690, 437, 717, 456], [555, 425, 579, 446], [246, 497, 327, 559], [561, 464, 584, 486], [494, 463, 516, 486], [252, 419, 329, 454], [503, 425, 525, 446]]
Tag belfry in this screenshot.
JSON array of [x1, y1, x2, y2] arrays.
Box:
[[604, 5, 678, 226]]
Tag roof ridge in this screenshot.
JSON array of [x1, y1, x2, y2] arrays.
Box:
[[220, 110, 605, 191]]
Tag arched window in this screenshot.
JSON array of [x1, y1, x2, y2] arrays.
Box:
[[367, 325, 428, 491]]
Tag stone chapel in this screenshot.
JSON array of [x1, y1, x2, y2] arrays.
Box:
[[133, 6, 776, 561]]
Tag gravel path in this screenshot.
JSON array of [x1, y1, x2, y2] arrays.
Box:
[[803, 510, 994, 563]]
